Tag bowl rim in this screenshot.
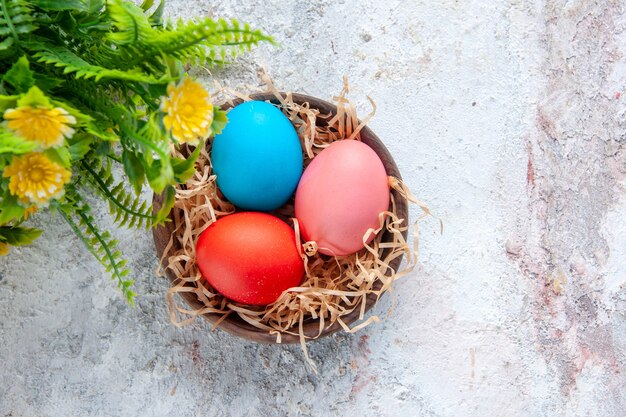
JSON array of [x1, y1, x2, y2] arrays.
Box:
[[152, 91, 408, 344]]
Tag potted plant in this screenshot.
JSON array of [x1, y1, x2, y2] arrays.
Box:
[[0, 0, 272, 302]]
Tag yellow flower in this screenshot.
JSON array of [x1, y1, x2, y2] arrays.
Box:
[[3, 153, 72, 205], [161, 77, 214, 145], [3, 105, 76, 148], [0, 242, 9, 256]]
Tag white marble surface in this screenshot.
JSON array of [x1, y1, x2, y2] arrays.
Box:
[[1, 1, 625, 416]]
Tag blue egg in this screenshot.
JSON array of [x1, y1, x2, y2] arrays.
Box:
[[211, 101, 303, 211]]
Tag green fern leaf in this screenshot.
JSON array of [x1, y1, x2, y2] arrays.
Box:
[[44, 146, 71, 168], [106, 0, 154, 45], [3, 55, 35, 93], [85, 0, 106, 14], [155, 184, 175, 223], [171, 141, 202, 183], [118, 116, 171, 165], [31, 43, 166, 82], [121, 149, 145, 194], [29, 0, 89, 12], [0, 225, 42, 245], [67, 133, 93, 161], [147, 0, 164, 27], [0, 127, 37, 154], [211, 107, 228, 136], [0, 93, 17, 112], [107, 17, 273, 69], [139, 0, 154, 12], [144, 17, 274, 65], [81, 159, 163, 229], [0, 36, 13, 51], [0, 193, 26, 225], [0, 0, 37, 49], [53, 190, 136, 304]]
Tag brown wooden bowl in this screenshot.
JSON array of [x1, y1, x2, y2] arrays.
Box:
[[153, 92, 408, 344]]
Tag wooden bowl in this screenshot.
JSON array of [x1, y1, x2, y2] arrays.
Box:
[[152, 92, 408, 344]]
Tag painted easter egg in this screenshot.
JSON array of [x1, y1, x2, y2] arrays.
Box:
[[211, 101, 303, 211], [195, 212, 304, 305], [295, 140, 390, 256]]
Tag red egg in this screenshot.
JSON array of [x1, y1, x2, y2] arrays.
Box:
[[196, 212, 304, 305]]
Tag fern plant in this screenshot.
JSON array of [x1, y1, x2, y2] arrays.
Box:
[[0, 0, 272, 302]]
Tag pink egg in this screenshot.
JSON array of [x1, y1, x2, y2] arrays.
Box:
[[295, 140, 390, 256]]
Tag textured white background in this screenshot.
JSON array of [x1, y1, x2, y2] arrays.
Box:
[[1, 1, 625, 416]]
